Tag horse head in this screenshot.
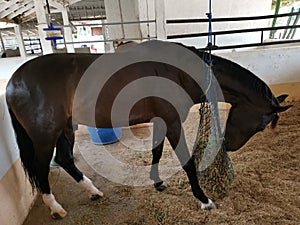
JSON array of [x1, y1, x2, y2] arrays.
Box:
[[224, 94, 292, 151]]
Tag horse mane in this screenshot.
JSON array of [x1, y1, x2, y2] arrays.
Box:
[[175, 43, 279, 107]]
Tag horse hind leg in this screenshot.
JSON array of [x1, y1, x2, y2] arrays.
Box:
[[8, 109, 67, 218], [54, 120, 103, 200], [31, 144, 68, 219]]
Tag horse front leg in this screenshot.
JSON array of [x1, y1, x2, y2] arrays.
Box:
[[150, 139, 169, 191], [166, 119, 216, 210], [150, 120, 168, 191]]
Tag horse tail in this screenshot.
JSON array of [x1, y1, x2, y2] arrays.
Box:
[[8, 108, 39, 192]]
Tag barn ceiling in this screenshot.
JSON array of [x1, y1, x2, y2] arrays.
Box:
[[0, 0, 105, 24]]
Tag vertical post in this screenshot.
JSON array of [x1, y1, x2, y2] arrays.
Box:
[[14, 25, 27, 59], [102, 21, 113, 53], [155, 0, 166, 40], [33, 0, 53, 54], [104, 0, 142, 41], [61, 7, 75, 53], [0, 31, 5, 52]]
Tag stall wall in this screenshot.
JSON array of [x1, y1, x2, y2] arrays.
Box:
[[0, 56, 37, 225], [217, 43, 300, 100], [0, 56, 36, 79], [0, 93, 36, 225]]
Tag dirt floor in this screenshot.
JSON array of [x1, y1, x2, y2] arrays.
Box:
[[19, 98, 299, 225]]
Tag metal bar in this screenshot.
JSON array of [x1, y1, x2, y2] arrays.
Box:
[[57, 20, 156, 28], [198, 39, 300, 51], [70, 16, 107, 21], [167, 25, 300, 39], [64, 36, 157, 45], [213, 35, 216, 46], [166, 12, 300, 24], [118, 0, 125, 39], [0, 31, 5, 51]]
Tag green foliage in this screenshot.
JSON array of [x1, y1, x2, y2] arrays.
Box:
[[272, 0, 300, 9]]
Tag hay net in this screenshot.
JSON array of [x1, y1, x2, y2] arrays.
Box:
[[192, 64, 234, 198]]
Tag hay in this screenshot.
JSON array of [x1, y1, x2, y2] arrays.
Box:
[[193, 101, 234, 199], [194, 143, 234, 199]]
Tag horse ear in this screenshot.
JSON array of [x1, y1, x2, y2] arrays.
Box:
[[275, 105, 292, 113], [276, 94, 289, 103]]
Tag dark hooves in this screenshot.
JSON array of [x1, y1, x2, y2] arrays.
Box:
[[91, 194, 102, 201], [154, 181, 169, 192], [51, 212, 63, 220]]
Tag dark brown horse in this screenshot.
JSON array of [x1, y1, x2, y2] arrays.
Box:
[[6, 41, 291, 218]]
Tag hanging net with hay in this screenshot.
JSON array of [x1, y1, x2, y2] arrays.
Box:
[[192, 64, 234, 200]]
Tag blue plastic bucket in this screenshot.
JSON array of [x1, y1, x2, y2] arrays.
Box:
[[87, 127, 122, 145]]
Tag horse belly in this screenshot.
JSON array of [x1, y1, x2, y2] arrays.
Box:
[[92, 99, 150, 128]]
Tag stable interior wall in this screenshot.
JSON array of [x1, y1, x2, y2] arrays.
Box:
[[0, 93, 36, 225], [0, 56, 37, 225], [0, 56, 36, 79], [164, 0, 273, 48], [216, 43, 300, 101]]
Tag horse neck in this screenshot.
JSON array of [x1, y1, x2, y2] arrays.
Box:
[[210, 54, 278, 109]]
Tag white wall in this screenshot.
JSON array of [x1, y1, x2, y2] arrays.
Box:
[[216, 43, 300, 85], [0, 56, 36, 79], [104, 0, 142, 39], [164, 0, 273, 48], [0, 56, 37, 225], [0, 93, 36, 225]]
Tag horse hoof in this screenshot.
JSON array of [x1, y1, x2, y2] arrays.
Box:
[[90, 193, 102, 201], [51, 210, 67, 219], [154, 181, 168, 192], [201, 199, 217, 211]]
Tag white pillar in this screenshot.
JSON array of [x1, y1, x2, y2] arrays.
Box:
[[102, 21, 113, 53], [104, 0, 142, 41], [61, 7, 74, 53], [0, 31, 5, 52], [155, 0, 166, 40], [33, 0, 53, 54], [14, 25, 26, 59], [137, 0, 152, 40]]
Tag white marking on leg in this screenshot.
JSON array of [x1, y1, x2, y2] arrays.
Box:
[[201, 198, 217, 210], [42, 193, 67, 218], [79, 175, 104, 199]]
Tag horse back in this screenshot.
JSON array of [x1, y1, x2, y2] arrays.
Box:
[[5, 54, 100, 139]]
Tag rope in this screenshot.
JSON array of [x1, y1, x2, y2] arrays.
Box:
[[205, 0, 218, 62], [207, 0, 213, 47], [145, 0, 151, 40]]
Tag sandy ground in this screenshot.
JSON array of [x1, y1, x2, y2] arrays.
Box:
[[17, 97, 299, 225]]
